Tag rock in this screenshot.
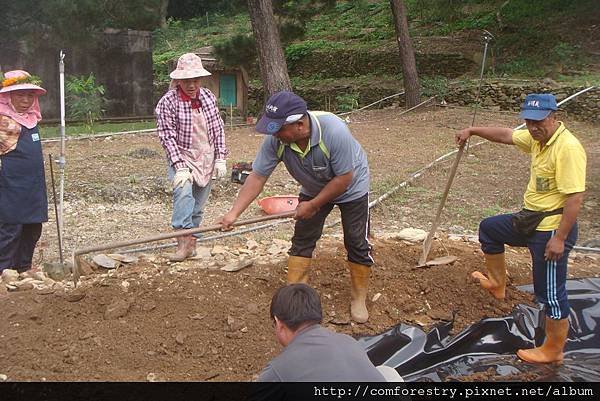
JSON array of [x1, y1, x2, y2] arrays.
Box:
[[175, 332, 186, 345], [428, 310, 452, 321], [195, 246, 212, 259], [13, 280, 34, 291], [246, 240, 259, 250], [330, 317, 350, 325], [221, 259, 253, 272], [93, 254, 120, 269], [107, 254, 139, 264], [396, 228, 428, 243], [146, 373, 159, 382], [225, 331, 243, 339], [5, 284, 17, 292], [211, 245, 227, 255], [104, 299, 131, 320], [425, 255, 458, 267], [267, 244, 286, 255], [0, 374, 7, 381], [372, 293, 382, 302], [121, 280, 130, 292], [64, 292, 86, 302], [1, 269, 19, 284]]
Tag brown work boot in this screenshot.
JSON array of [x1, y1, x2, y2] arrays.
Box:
[[169, 235, 193, 262], [517, 317, 569, 363], [348, 261, 371, 323], [287, 256, 311, 284], [471, 253, 506, 299]]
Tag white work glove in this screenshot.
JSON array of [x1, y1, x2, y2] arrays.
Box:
[[214, 159, 227, 179], [172, 167, 192, 189]]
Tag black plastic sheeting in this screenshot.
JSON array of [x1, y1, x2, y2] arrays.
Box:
[[360, 278, 600, 382]]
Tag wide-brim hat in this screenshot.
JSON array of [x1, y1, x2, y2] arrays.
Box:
[[169, 53, 211, 80], [0, 70, 46, 96]]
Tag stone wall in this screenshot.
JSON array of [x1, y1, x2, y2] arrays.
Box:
[[250, 80, 598, 123], [0, 30, 154, 120], [445, 81, 599, 123]]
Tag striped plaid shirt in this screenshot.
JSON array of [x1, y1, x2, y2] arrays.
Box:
[[155, 87, 228, 169]]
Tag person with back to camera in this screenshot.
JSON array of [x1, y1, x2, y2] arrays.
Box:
[[258, 283, 403, 382]]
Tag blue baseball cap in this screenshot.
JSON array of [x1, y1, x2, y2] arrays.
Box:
[[255, 91, 308, 135], [520, 93, 557, 121]]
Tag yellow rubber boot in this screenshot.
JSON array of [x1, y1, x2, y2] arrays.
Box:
[[287, 256, 311, 284], [517, 317, 569, 363], [471, 253, 506, 299], [348, 262, 371, 323]]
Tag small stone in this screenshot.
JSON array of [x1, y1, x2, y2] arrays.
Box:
[[0, 374, 7, 381], [175, 332, 186, 345], [221, 259, 253, 272], [64, 292, 86, 302], [246, 240, 259, 250], [195, 246, 212, 259], [121, 280, 130, 291], [104, 299, 131, 320], [13, 280, 34, 291], [372, 293, 382, 302], [425, 256, 458, 267], [107, 254, 139, 264], [188, 313, 205, 320], [146, 373, 158, 382], [396, 228, 428, 243], [93, 254, 120, 269], [225, 331, 243, 339], [1, 269, 19, 284], [211, 245, 227, 255]]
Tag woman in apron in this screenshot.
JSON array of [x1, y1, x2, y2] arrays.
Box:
[[0, 70, 48, 272], [155, 53, 228, 262]]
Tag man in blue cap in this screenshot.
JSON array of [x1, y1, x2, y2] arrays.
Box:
[[218, 91, 373, 323], [455, 93, 587, 363]]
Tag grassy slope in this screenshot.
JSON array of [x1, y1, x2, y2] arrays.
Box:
[[153, 0, 600, 87]]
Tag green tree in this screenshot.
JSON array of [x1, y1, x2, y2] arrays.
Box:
[[66, 74, 107, 132]]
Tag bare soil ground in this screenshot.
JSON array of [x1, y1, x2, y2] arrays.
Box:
[[1, 106, 598, 381]]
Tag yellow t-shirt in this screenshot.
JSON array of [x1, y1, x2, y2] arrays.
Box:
[[512, 122, 586, 231]]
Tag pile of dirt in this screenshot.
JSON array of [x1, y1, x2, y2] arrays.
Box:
[[2, 234, 597, 382]]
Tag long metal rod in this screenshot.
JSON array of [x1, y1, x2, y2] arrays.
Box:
[[72, 211, 295, 284], [58, 50, 66, 244], [418, 31, 493, 267], [48, 154, 64, 264]]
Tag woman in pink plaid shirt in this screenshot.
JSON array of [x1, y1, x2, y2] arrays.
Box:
[[155, 53, 228, 262]]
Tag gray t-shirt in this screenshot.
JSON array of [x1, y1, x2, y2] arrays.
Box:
[[252, 112, 370, 203], [257, 324, 385, 382]]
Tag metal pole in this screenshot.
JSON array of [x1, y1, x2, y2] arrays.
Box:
[[58, 50, 66, 243], [48, 154, 64, 264], [418, 30, 494, 267]]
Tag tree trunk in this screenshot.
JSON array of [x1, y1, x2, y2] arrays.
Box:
[[389, 0, 421, 108], [247, 0, 292, 100], [159, 0, 169, 29]]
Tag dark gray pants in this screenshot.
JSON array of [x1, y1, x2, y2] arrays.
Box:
[[0, 223, 42, 272], [289, 193, 373, 266]]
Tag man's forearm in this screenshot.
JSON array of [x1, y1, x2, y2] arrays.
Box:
[[310, 172, 353, 208], [555, 192, 584, 240], [467, 126, 514, 144], [229, 172, 268, 217]]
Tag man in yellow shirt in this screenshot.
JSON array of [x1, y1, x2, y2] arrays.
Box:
[[455, 93, 586, 364]]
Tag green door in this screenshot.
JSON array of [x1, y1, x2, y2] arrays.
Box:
[[219, 74, 237, 107]]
